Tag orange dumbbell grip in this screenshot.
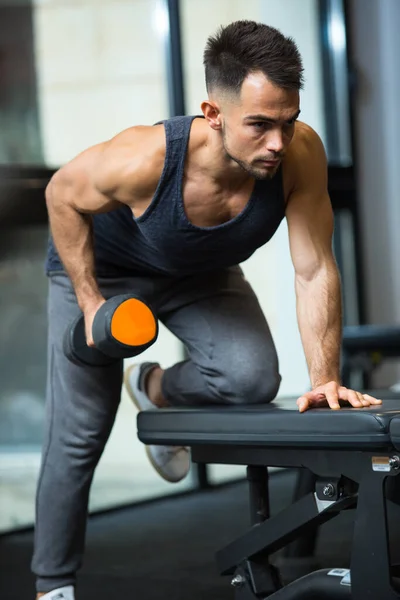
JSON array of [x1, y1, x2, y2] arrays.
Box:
[[110, 298, 157, 347]]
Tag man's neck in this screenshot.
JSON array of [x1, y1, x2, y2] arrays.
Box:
[[192, 120, 253, 191]]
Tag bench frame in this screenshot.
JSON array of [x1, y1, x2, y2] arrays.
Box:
[[191, 444, 400, 599]]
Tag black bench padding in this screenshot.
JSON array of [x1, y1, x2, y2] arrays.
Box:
[[137, 393, 400, 450]]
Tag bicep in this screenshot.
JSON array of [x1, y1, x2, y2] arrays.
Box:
[[285, 130, 335, 280], [286, 190, 334, 279]]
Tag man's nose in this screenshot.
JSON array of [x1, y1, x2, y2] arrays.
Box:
[[266, 128, 284, 154]]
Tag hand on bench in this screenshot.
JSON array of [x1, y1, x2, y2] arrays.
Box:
[[296, 381, 382, 412]]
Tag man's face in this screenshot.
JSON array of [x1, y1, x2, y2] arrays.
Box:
[[219, 73, 300, 180]]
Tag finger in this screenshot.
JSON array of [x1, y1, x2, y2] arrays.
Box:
[[296, 396, 311, 413], [338, 388, 363, 408], [324, 383, 341, 410], [362, 393, 383, 404], [297, 388, 335, 412], [297, 390, 319, 402], [357, 391, 371, 406], [357, 391, 376, 406], [297, 395, 326, 412], [339, 388, 382, 406], [344, 389, 363, 408], [296, 390, 317, 410], [337, 387, 361, 408]]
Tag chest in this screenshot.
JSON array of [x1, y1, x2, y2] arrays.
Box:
[[180, 175, 255, 227]]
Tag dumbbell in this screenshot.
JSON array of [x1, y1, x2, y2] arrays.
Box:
[[64, 294, 158, 367]]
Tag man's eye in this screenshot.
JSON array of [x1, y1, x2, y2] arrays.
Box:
[[252, 122, 268, 129]]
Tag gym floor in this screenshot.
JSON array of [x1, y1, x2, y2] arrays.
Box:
[[1, 469, 398, 600]]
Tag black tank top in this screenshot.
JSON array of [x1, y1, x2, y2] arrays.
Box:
[[45, 115, 286, 276]]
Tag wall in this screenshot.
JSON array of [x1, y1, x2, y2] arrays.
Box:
[[349, 0, 400, 386], [33, 0, 169, 165]]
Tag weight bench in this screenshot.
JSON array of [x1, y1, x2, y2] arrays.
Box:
[[137, 394, 400, 599]]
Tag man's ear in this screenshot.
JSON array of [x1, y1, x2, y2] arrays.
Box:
[[201, 100, 222, 130]]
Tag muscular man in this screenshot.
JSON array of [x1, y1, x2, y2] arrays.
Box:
[[32, 20, 381, 600]]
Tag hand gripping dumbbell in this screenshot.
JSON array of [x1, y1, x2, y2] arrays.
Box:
[[64, 294, 158, 367]]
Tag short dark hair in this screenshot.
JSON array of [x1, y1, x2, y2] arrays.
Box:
[[203, 20, 304, 95]]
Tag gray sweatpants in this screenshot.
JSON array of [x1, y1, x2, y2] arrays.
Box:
[[32, 266, 281, 593]]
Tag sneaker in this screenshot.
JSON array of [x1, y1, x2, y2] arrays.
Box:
[[38, 587, 74, 600], [124, 363, 190, 483]]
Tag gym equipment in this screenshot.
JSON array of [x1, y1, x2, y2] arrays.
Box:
[[342, 324, 400, 387], [64, 294, 158, 366], [137, 392, 400, 599], [289, 324, 400, 578]]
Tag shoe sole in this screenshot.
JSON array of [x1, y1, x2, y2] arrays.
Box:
[[123, 364, 187, 484], [123, 363, 145, 412]]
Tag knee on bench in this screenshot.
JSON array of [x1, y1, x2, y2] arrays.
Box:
[[213, 363, 281, 406]]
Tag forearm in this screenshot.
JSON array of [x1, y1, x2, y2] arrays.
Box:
[[46, 180, 103, 310], [295, 261, 342, 387]]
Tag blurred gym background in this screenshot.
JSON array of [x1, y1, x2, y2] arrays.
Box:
[[0, 0, 399, 594]]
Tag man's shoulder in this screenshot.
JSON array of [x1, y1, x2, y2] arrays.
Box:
[[291, 121, 325, 155], [285, 122, 326, 173], [283, 122, 327, 197], [93, 124, 167, 199], [107, 122, 166, 154]]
